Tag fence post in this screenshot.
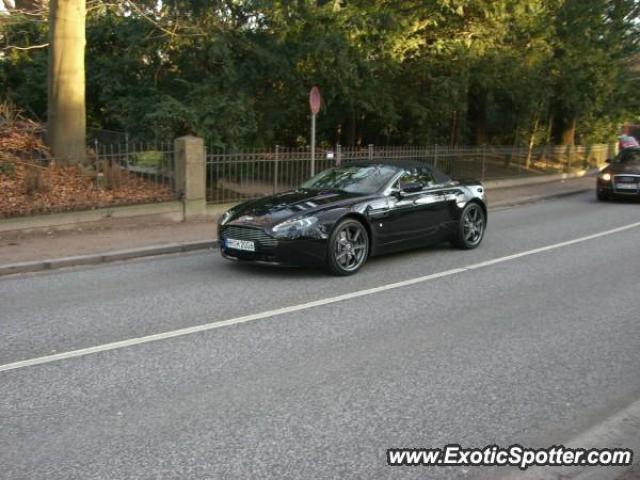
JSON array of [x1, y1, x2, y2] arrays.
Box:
[[124, 133, 130, 170], [481, 144, 486, 182], [368, 144, 374, 161], [175, 135, 206, 221], [434, 144, 438, 169], [517, 146, 522, 176], [336, 144, 342, 166], [274, 145, 279, 194], [93, 139, 103, 187]]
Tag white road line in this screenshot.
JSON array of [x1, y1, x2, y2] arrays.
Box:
[[2, 220, 640, 373]]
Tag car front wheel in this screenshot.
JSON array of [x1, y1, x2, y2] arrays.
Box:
[[326, 219, 369, 276], [453, 203, 486, 249]]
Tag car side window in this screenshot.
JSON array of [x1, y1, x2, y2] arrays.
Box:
[[398, 167, 437, 191]]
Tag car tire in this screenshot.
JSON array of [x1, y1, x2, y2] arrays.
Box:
[[326, 219, 369, 276], [452, 202, 486, 250], [597, 190, 609, 201]]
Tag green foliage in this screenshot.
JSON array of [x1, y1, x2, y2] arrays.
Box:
[[130, 150, 164, 168], [1, 0, 638, 147], [0, 17, 48, 120]]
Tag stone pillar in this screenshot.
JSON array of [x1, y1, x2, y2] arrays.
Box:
[[175, 136, 206, 220]]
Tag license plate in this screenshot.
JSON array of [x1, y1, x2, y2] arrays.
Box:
[[616, 183, 638, 190], [225, 238, 255, 252]]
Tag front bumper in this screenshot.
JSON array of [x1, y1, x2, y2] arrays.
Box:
[[597, 179, 640, 197], [218, 225, 328, 267]]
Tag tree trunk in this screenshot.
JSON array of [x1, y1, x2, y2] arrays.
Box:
[[346, 108, 356, 147], [560, 118, 576, 145], [467, 85, 488, 145], [551, 113, 576, 146], [526, 116, 539, 169], [47, 0, 86, 164], [449, 110, 459, 146]]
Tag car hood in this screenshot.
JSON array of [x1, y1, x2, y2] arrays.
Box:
[[604, 163, 640, 175], [225, 189, 370, 228]]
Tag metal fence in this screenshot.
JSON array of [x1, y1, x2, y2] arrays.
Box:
[[1, 138, 613, 217], [0, 140, 177, 219], [205, 144, 611, 204], [2, 138, 177, 192], [91, 140, 177, 194]]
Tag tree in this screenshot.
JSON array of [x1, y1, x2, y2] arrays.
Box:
[[549, 0, 639, 145], [2, 0, 639, 149], [47, 0, 86, 163]]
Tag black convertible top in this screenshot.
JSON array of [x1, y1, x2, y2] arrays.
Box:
[[346, 159, 451, 184]]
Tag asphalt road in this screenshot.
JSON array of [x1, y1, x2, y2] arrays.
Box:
[[1, 192, 639, 479]]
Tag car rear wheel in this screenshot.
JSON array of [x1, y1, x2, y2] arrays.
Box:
[[326, 219, 369, 276], [453, 203, 486, 249]]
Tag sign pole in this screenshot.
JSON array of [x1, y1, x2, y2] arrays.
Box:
[[311, 113, 316, 177]]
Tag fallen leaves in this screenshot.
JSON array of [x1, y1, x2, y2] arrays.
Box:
[[0, 119, 175, 219], [0, 119, 50, 161], [0, 162, 175, 219]]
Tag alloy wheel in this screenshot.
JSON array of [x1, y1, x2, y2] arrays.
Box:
[[463, 204, 485, 246], [333, 222, 368, 273]]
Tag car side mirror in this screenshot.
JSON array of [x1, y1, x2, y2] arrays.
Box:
[[400, 182, 423, 194]]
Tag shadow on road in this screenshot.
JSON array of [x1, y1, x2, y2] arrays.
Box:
[[215, 241, 458, 279]]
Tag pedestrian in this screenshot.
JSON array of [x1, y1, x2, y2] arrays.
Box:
[[618, 133, 639, 150]]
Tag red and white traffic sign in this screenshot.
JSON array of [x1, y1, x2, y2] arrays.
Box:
[[309, 86, 321, 115]]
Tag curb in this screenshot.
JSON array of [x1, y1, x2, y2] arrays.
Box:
[[483, 169, 595, 190], [489, 185, 592, 209], [0, 183, 593, 278], [0, 241, 217, 277], [500, 397, 640, 480]]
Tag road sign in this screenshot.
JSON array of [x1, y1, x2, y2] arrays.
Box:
[[309, 86, 321, 115], [309, 86, 321, 176]]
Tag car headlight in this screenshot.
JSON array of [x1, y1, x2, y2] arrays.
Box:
[[219, 210, 233, 225], [271, 216, 319, 238], [599, 172, 612, 182]]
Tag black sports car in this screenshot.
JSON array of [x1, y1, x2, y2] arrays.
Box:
[[218, 161, 487, 275], [597, 147, 640, 200]]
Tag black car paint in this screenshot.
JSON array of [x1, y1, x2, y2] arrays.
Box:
[[218, 165, 486, 267], [597, 147, 640, 198]]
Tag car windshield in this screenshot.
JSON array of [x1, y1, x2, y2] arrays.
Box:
[[616, 149, 640, 166], [300, 165, 399, 194]]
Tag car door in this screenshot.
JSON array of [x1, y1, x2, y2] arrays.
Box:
[[371, 167, 454, 249]]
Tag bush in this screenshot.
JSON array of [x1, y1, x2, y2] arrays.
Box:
[[131, 150, 164, 168]]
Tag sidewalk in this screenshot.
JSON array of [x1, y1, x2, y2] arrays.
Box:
[[0, 216, 216, 265], [0, 175, 594, 272], [488, 175, 593, 208]]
